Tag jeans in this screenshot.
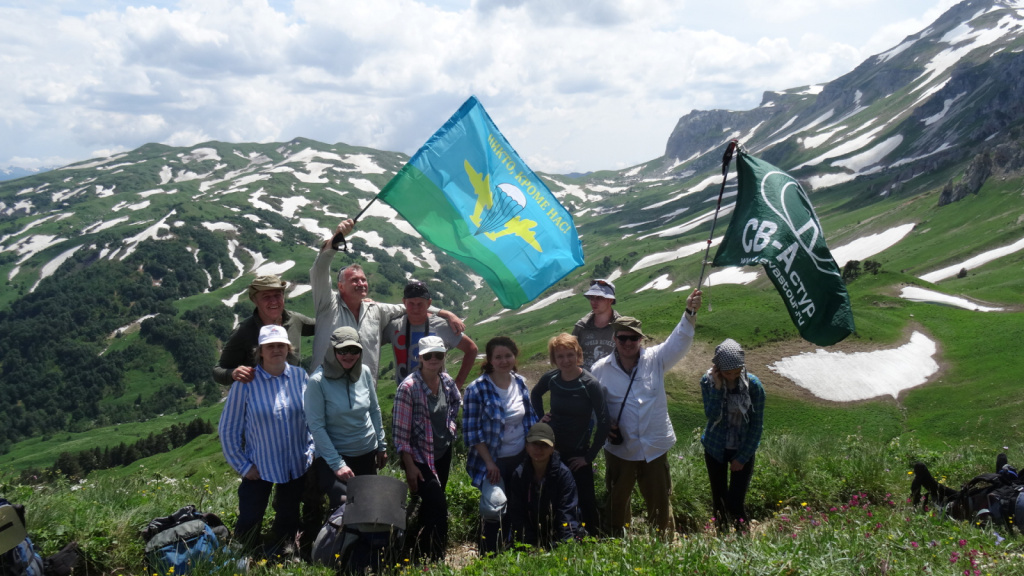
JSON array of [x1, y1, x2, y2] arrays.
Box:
[[479, 453, 523, 555], [235, 475, 305, 552], [563, 451, 599, 535], [410, 448, 452, 562], [704, 449, 756, 532]]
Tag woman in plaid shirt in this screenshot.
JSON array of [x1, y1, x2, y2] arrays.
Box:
[[393, 336, 462, 562], [463, 336, 539, 555], [700, 338, 765, 533]]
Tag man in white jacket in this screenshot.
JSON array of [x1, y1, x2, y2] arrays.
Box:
[[591, 289, 702, 537]]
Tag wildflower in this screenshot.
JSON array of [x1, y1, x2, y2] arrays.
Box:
[[801, 502, 807, 507], [912, 542, 919, 548], [959, 539, 967, 547]]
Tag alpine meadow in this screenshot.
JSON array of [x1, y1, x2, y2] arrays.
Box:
[[4, 0, 1024, 574]]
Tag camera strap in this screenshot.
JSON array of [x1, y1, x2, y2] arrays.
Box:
[[615, 364, 639, 425]]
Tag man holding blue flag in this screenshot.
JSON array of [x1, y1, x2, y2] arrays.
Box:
[[377, 96, 584, 309]]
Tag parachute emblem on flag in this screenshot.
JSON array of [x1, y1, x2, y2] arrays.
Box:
[[465, 160, 542, 252]]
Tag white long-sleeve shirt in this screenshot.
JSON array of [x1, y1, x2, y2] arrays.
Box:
[[591, 314, 694, 463]]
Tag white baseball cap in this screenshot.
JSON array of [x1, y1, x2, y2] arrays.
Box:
[[258, 324, 290, 346]]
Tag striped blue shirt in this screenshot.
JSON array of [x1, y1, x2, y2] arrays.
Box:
[[219, 364, 313, 483]]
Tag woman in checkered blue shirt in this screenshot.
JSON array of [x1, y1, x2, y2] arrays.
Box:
[[463, 337, 539, 555]]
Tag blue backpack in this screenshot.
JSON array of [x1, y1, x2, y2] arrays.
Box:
[[0, 499, 44, 576], [141, 505, 230, 574]]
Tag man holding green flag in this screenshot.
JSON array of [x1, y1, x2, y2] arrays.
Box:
[[712, 148, 855, 346], [378, 96, 584, 310]]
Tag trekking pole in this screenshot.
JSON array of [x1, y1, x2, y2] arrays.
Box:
[[330, 196, 380, 251], [695, 139, 738, 293]]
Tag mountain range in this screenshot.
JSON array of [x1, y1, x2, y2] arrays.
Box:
[[1, 0, 1023, 462]]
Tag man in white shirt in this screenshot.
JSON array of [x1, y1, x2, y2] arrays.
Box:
[[310, 219, 464, 380], [591, 289, 702, 537]]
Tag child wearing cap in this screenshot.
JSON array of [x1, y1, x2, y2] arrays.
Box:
[[507, 423, 583, 548]]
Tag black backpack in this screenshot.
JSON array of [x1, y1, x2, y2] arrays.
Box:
[[947, 471, 1024, 530], [141, 505, 230, 574], [311, 476, 407, 574]]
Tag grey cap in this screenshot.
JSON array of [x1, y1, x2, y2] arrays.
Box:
[[713, 338, 745, 371], [331, 326, 362, 350]]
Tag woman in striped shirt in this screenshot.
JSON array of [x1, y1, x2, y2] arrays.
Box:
[[219, 325, 313, 554]]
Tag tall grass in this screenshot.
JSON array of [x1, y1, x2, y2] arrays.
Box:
[[2, 430, 1014, 575]]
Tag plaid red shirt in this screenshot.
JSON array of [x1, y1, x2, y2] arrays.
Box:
[[392, 370, 462, 478]]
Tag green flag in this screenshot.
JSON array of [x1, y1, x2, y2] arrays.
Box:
[[712, 149, 855, 345]]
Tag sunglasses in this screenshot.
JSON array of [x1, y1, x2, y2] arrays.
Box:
[[422, 352, 445, 361], [335, 346, 361, 356], [616, 334, 642, 343]]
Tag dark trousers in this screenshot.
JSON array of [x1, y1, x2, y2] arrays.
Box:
[[235, 475, 305, 551], [563, 453, 599, 535], [480, 453, 524, 555], [411, 448, 452, 562], [313, 451, 379, 511], [704, 450, 756, 531]]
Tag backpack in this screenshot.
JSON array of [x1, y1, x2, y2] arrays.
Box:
[[141, 505, 230, 574], [0, 500, 44, 576], [946, 471, 1024, 532], [311, 476, 407, 574]]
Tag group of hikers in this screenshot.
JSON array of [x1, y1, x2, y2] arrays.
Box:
[[215, 218, 766, 562]]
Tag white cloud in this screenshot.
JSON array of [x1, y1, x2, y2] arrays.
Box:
[[1, 0, 957, 173]]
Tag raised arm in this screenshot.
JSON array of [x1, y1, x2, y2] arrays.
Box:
[[311, 220, 354, 316]]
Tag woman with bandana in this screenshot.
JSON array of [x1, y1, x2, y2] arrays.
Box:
[[700, 338, 765, 533]]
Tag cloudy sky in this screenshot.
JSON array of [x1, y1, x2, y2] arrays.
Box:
[[2, 0, 959, 174]]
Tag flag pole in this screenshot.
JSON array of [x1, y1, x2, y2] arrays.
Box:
[[695, 139, 739, 289], [330, 195, 380, 251]]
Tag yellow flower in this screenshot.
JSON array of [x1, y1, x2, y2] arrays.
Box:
[[801, 502, 807, 507]]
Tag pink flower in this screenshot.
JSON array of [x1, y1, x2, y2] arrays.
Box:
[[958, 539, 967, 547], [911, 541, 919, 548]]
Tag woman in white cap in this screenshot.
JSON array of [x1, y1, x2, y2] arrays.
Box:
[[463, 336, 538, 555], [304, 326, 387, 512], [393, 335, 461, 562], [700, 338, 765, 533], [219, 324, 313, 554]]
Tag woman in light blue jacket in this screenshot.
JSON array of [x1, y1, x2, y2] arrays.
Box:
[[304, 326, 387, 511]]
